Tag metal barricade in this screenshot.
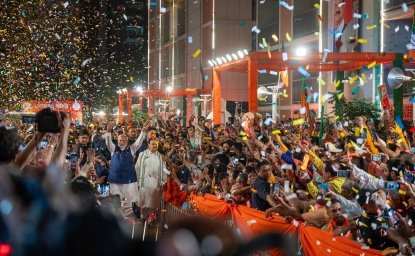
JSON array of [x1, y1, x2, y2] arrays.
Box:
[[160, 199, 193, 232]]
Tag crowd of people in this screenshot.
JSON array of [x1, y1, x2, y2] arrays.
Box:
[[3, 107, 415, 255]]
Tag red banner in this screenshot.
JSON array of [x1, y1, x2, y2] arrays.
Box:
[[20, 100, 83, 123]]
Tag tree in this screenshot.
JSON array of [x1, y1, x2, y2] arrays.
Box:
[[132, 108, 150, 126], [328, 92, 380, 123]]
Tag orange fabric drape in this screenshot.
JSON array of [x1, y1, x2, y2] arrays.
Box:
[[191, 195, 384, 256], [191, 194, 230, 218], [231, 204, 296, 238], [298, 225, 382, 256], [163, 178, 188, 207]]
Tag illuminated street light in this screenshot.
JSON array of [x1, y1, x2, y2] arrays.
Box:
[[295, 47, 307, 57], [237, 50, 244, 58], [136, 86, 143, 93]]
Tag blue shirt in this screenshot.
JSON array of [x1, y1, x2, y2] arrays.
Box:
[[251, 177, 271, 211]]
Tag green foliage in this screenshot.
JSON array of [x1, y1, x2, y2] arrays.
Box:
[[132, 108, 151, 126], [328, 92, 380, 123]]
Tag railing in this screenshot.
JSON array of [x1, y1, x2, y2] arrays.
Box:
[[160, 199, 193, 233]]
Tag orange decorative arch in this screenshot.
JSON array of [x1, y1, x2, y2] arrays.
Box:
[[212, 51, 396, 125]]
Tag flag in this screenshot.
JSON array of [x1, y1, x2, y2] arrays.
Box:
[[344, 0, 353, 25]]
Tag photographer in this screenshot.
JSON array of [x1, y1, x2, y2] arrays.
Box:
[[76, 129, 92, 168]]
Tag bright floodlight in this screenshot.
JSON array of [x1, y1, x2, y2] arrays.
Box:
[[208, 60, 214, 66], [237, 50, 244, 58], [136, 86, 143, 93], [166, 86, 173, 93], [231, 53, 238, 60], [295, 47, 307, 57], [216, 57, 222, 65], [226, 54, 232, 61]]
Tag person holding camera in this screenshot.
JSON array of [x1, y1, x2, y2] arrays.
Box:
[[76, 129, 91, 168]]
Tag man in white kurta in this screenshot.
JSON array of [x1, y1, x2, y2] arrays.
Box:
[[135, 138, 168, 219]]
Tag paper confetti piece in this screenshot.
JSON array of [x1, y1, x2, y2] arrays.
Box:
[[396, 115, 405, 129], [272, 34, 279, 42], [367, 61, 376, 69], [314, 3, 320, 9], [298, 66, 310, 78], [282, 52, 288, 61], [63, 2, 69, 8], [402, 2, 409, 12], [150, 2, 157, 6], [349, 75, 359, 84], [192, 49, 201, 58], [357, 38, 368, 44], [405, 25, 410, 31], [293, 118, 305, 126], [246, 219, 256, 225], [160, 7, 167, 13], [260, 0, 266, 3], [123, 14, 128, 20], [262, 37, 269, 48], [82, 58, 92, 67], [334, 80, 341, 87], [367, 25, 377, 30], [380, 20, 390, 29], [395, 26, 400, 32], [272, 130, 281, 135], [292, 219, 299, 227], [258, 43, 264, 49], [322, 93, 333, 102], [283, 89, 288, 97], [251, 26, 260, 34], [317, 77, 326, 86], [361, 73, 367, 83], [353, 13, 362, 19], [353, 24, 360, 30], [188, 36, 193, 43], [73, 77, 81, 85], [337, 92, 344, 99], [299, 107, 306, 115], [352, 86, 360, 95], [279, 1, 294, 11], [285, 33, 292, 42]]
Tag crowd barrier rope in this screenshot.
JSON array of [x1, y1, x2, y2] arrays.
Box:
[[190, 194, 383, 256]]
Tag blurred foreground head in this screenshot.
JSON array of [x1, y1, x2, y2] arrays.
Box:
[[156, 216, 239, 256], [156, 216, 297, 256]]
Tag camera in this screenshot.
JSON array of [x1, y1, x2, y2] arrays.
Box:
[[36, 108, 62, 133]]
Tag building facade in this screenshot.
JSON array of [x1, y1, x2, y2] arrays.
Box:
[[147, 0, 415, 122]]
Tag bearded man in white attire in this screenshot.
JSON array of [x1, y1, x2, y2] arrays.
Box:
[[135, 137, 169, 220]]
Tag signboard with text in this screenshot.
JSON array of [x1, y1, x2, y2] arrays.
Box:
[[20, 100, 83, 123]]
